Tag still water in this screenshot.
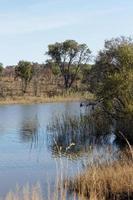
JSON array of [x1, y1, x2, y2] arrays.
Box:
[[0, 102, 117, 198]]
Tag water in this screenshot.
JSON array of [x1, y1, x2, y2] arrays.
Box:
[[0, 102, 117, 198]]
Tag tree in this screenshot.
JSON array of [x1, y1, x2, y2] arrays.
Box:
[[0, 63, 4, 77], [0, 63, 4, 97], [15, 61, 33, 94], [46, 40, 91, 89], [89, 37, 133, 115], [0, 63, 3, 76], [32, 62, 41, 96], [89, 36, 133, 142]]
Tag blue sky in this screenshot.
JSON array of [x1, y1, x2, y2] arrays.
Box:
[[0, 0, 133, 66]]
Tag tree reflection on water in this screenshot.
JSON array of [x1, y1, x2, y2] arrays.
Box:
[[46, 112, 118, 163]]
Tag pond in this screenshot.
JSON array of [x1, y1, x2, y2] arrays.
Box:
[[0, 102, 118, 199]]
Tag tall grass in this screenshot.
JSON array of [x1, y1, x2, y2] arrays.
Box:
[[1, 146, 133, 200], [4, 184, 42, 200], [67, 148, 133, 200], [3, 150, 133, 200]]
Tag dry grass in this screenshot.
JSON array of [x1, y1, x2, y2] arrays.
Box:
[[2, 155, 133, 200], [3, 184, 77, 200], [67, 157, 133, 200], [3, 158, 133, 200], [0, 92, 93, 105], [4, 184, 43, 200]]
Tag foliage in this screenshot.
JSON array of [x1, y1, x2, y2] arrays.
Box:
[[15, 61, 33, 93], [80, 64, 92, 84], [46, 40, 91, 89], [89, 37, 133, 119], [88, 37, 133, 143], [46, 60, 60, 76], [0, 63, 3, 75]]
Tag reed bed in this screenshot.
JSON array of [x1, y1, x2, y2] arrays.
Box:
[[3, 161, 133, 200], [2, 148, 133, 200], [67, 153, 133, 200]]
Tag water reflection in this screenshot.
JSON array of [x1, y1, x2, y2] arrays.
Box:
[[46, 113, 117, 162], [19, 116, 39, 143]]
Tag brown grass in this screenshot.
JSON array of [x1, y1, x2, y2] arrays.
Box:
[[0, 92, 93, 105], [4, 184, 43, 200], [3, 184, 77, 200], [67, 158, 133, 200], [2, 156, 133, 200], [4, 158, 133, 200]]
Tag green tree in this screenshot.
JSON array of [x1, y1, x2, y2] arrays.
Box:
[[0, 63, 3, 72], [46, 40, 91, 89], [0, 63, 3, 75], [46, 60, 60, 76], [89, 36, 133, 142], [15, 61, 33, 94], [32, 62, 42, 96]]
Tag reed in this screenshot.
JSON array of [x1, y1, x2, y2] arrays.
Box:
[[67, 148, 133, 200]]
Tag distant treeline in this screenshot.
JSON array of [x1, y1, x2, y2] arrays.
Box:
[[0, 40, 92, 97], [0, 62, 90, 97]]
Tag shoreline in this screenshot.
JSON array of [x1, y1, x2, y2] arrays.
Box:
[[0, 93, 94, 105]]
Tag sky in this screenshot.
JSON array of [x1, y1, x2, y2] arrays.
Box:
[[0, 0, 133, 66]]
